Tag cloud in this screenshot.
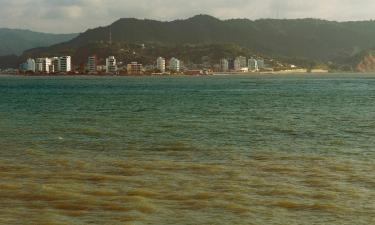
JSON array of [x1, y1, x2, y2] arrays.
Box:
[[0, 0, 374, 33]]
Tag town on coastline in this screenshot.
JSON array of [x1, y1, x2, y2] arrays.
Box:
[[1, 54, 328, 76]]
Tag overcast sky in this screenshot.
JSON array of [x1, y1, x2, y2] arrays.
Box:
[[1, 0, 375, 33]]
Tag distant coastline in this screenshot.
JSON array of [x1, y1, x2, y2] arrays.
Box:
[[0, 71, 345, 77]]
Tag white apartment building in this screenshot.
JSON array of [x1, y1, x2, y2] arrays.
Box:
[[50, 57, 59, 73], [248, 58, 259, 72], [169, 57, 180, 72], [237, 56, 247, 67], [106, 56, 117, 73], [34, 58, 52, 73], [156, 57, 166, 73], [257, 59, 265, 69], [43, 58, 52, 73], [233, 56, 247, 72], [234, 58, 241, 71], [58, 56, 72, 72], [35, 58, 44, 73]]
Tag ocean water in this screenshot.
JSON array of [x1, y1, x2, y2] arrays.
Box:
[[0, 74, 374, 225]]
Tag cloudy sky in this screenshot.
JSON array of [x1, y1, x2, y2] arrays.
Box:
[[1, 0, 374, 33]]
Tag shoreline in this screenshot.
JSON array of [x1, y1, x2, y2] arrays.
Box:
[[1, 71, 374, 77]]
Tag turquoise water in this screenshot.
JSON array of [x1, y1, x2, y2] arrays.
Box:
[[0, 74, 374, 224]]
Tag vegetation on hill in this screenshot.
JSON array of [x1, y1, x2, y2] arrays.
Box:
[[56, 15, 375, 60], [0, 55, 20, 69], [5, 15, 375, 71]]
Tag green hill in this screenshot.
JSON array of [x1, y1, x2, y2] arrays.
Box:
[[0, 28, 78, 56], [9, 15, 375, 70], [32, 15, 375, 59]]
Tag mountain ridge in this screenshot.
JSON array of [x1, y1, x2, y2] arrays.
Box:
[[43, 15, 375, 60], [0, 28, 78, 56], [5, 15, 375, 71]]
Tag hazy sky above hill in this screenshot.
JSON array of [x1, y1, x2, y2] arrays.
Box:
[[0, 0, 374, 33]]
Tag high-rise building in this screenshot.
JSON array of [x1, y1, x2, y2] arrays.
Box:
[[51, 57, 59, 73], [220, 59, 229, 72], [32, 58, 52, 73], [237, 56, 247, 67], [35, 58, 44, 73], [127, 62, 143, 75], [58, 56, 72, 72], [257, 59, 265, 69], [25, 58, 36, 72], [106, 56, 117, 73], [248, 58, 259, 72], [88, 56, 97, 73], [169, 57, 180, 72], [156, 57, 166, 73], [48, 64, 55, 73], [42, 58, 52, 73], [234, 58, 242, 71], [234, 56, 247, 71]]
